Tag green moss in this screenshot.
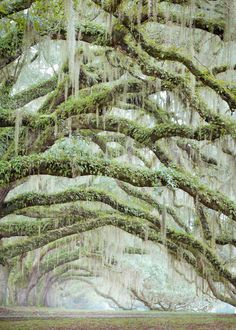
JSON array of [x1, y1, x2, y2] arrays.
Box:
[[80, 22, 108, 46], [0, 127, 14, 156], [0, 26, 23, 59], [56, 86, 112, 119], [1, 187, 234, 285], [0, 152, 236, 222], [38, 76, 69, 114], [9, 75, 58, 109]]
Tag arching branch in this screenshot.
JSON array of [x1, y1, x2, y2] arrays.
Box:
[[0, 0, 35, 18]]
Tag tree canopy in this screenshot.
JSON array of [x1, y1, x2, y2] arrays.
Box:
[[0, 0, 235, 310]]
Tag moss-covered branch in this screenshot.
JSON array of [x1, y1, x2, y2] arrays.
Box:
[[1, 213, 235, 288], [0, 78, 151, 129], [0, 215, 141, 264], [61, 276, 130, 310], [71, 20, 236, 140], [0, 187, 156, 221], [38, 64, 104, 114], [134, 34, 236, 110], [8, 75, 58, 110], [0, 127, 14, 157], [0, 210, 101, 237], [92, 0, 236, 109], [207, 278, 236, 307], [2, 192, 235, 284], [18, 249, 90, 302], [1, 153, 236, 221], [72, 114, 233, 142], [176, 139, 218, 166], [117, 181, 188, 232], [0, 0, 35, 18], [124, 36, 236, 129], [0, 26, 24, 70], [101, 0, 225, 39], [30, 248, 88, 284], [212, 64, 236, 76]]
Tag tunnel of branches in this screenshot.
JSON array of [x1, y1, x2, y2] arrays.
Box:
[[0, 0, 235, 311]]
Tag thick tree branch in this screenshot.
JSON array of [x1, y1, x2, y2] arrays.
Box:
[[0, 0, 35, 18], [92, 0, 236, 110], [0, 152, 236, 222]]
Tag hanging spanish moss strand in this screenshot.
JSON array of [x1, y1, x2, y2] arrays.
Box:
[[64, 0, 77, 95], [14, 110, 22, 156]]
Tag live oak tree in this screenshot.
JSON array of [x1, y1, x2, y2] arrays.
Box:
[[0, 0, 236, 309]]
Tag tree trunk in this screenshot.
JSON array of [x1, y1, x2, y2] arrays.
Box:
[[0, 265, 9, 305]]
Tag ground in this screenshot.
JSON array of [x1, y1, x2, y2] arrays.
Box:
[[0, 307, 235, 329]]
